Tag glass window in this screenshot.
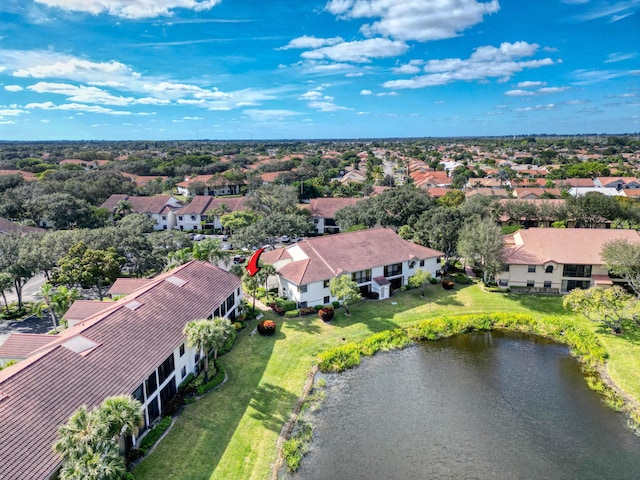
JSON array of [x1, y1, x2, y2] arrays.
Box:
[[160, 380, 177, 415], [420, 260, 425, 267], [498, 279, 508, 287], [300, 285, 307, 293], [526, 280, 535, 287], [226, 292, 235, 311], [181, 366, 187, 379], [157, 354, 175, 385], [145, 372, 157, 396], [323, 280, 330, 288], [545, 265, 554, 273], [147, 396, 160, 423], [528, 265, 536, 273], [179, 344, 185, 357], [563, 265, 592, 278], [384, 263, 403, 277], [352, 269, 372, 284], [544, 281, 552, 288], [133, 384, 144, 403]]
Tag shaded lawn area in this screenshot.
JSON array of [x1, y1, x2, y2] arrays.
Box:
[[134, 284, 640, 480]]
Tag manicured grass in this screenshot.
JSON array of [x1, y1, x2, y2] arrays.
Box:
[[134, 284, 640, 480]]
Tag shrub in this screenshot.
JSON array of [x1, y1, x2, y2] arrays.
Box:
[[453, 273, 471, 284], [331, 301, 340, 309], [367, 291, 380, 299], [232, 321, 245, 331], [195, 360, 226, 395], [274, 297, 297, 312], [318, 306, 334, 322], [501, 225, 521, 234], [257, 319, 276, 336], [442, 279, 454, 290], [138, 416, 173, 455], [314, 305, 323, 311], [429, 277, 438, 284], [283, 422, 313, 473], [285, 309, 299, 318], [318, 342, 361, 372], [268, 303, 285, 316], [299, 307, 317, 316]]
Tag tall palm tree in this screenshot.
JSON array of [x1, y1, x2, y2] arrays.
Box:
[[183, 317, 234, 381], [33, 283, 59, 332], [99, 395, 143, 441], [166, 247, 193, 270], [58, 441, 125, 480], [192, 238, 230, 267], [54, 406, 107, 463], [112, 200, 133, 222]]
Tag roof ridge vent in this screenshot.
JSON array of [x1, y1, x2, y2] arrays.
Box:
[[166, 275, 187, 287]]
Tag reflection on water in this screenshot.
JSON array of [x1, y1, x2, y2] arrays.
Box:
[[293, 331, 640, 480]]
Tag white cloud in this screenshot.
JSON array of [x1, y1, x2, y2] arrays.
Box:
[[325, 0, 500, 42], [242, 109, 301, 121], [298, 90, 349, 112], [360, 89, 373, 95], [0, 121, 16, 125], [28, 81, 134, 105], [537, 86, 570, 94], [4, 85, 23, 92], [605, 52, 636, 63], [383, 42, 554, 89], [301, 38, 408, 63], [505, 89, 536, 96], [279, 35, 344, 50], [573, 1, 640, 22], [345, 72, 364, 77], [514, 104, 556, 112], [182, 116, 204, 120], [376, 91, 398, 97], [34, 0, 222, 19], [393, 60, 424, 74], [0, 109, 27, 116], [24, 101, 131, 115], [517, 81, 545, 88]]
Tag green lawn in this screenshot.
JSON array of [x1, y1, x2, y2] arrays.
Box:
[[134, 284, 640, 480]]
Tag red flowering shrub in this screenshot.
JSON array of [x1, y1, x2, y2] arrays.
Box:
[[318, 307, 335, 322], [257, 320, 276, 336]]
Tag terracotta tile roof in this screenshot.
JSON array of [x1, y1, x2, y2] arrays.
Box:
[[307, 198, 361, 218], [0, 170, 37, 181], [107, 278, 153, 296], [424, 187, 449, 198], [175, 196, 247, 216], [0, 334, 54, 361], [261, 247, 292, 265], [556, 178, 595, 188], [274, 228, 443, 285], [465, 188, 511, 198], [0, 217, 45, 235], [99, 195, 182, 215], [259, 171, 290, 183], [503, 228, 640, 266], [63, 300, 113, 324], [513, 188, 562, 198], [0, 261, 241, 479]]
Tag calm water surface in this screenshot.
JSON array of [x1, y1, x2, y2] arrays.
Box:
[[293, 331, 640, 480]]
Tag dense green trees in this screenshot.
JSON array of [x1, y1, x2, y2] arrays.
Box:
[[563, 286, 636, 334], [601, 239, 640, 297], [183, 318, 235, 381], [329, 275, 361, 315], [457, 217, 504, 284]]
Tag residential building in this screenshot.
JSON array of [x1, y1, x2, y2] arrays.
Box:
[[262, 228, 442, 307], [174, 196, 248, 231], [306, 197, 361, 234], [0, 216, 44, 235], [497, 228, 640, 292], [175, 175, 242, 197], [0, 261, 242, 480], [100, 194, 183, 230], [594, 177, 640, 190]]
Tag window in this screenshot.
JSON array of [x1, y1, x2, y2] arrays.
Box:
[[299, 301, 308, 308], [226, 292, 235, 311], [178, 216, 183, 221], [147, 396, 160, 423], [323, 296, 330, 304], [146, 372, 157, 396], [179, 344, 185, 357], [420, 260, 425, 267], [352, 269, 372, 284], [545, 265, 554, 274], [323, 280, 330, 288], [181, 366, 187, 379], [133, 384, 144, 403], [157, 354, 175, 385], [528, 265, 536, 273], [543, 281, 552, 288], [526, 280, 535, 287], [300, 285, 307, 294], [191, 215, 196, 221], [162, 215, 167, 221], [563, 265, 592, 278], [498, 279, 508, 287], [384, 263, 403, 277]]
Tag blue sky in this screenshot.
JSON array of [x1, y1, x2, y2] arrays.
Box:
[[0, 0, 638, 140]]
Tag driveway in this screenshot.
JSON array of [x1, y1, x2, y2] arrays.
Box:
[[0, 314, 52, 347]]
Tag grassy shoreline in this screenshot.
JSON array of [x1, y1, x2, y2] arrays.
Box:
[[134, 284, 640, 480]]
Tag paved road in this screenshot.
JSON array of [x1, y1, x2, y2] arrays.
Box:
[[3, 274, 46, 305]]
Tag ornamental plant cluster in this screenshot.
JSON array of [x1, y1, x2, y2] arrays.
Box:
[[257, 319, 276, 336], [318, 306, 334, 322]]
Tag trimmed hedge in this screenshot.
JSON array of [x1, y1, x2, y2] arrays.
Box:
[[274, 298, 297, 312], [138, 416, 172, 455], [195, 360, 226, 396]]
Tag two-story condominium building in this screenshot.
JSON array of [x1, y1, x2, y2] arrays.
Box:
[[306, 197, 361, 234], [261, 228, 443, 307], [174, 195, 248, 232], [100, 194, 183, 230], [0, 261, 241, 480], [497, 228, 640, 293]]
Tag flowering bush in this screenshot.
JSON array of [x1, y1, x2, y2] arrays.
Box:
[[318, 307, 334, 322], [257, 319, 276, 336]]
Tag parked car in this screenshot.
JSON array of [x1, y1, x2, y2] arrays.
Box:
[[280, 235, 290, 243], [233, 255, 246, 264], [222, 244, 232, 250], [221, 234, 229, 241], [193, 234, 205, 241]]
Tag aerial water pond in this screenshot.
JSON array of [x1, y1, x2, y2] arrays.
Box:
[[293, 331, 640, 480]]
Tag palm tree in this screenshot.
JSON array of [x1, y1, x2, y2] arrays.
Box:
[[33, 283, 59, 332], [54, 405, 107, 463], [183, 317, 234, 381], [166, 247, 193, 269], [99, 395, 143, 441], [192, 238, 230, 267], [58, 442, 125, 480], [112, 200, 133, 222], [0, 272, 13, 314]]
